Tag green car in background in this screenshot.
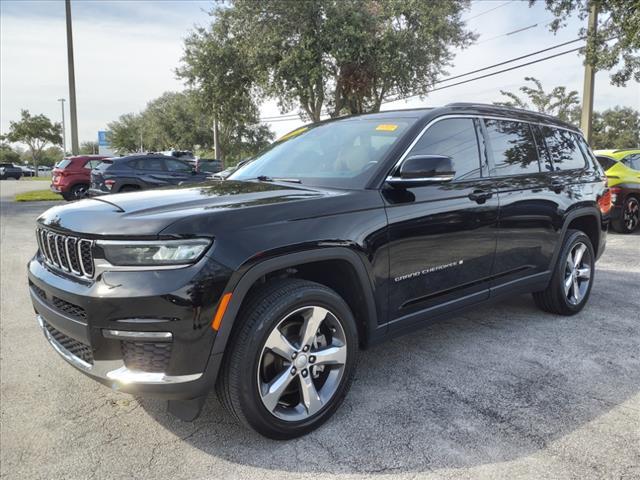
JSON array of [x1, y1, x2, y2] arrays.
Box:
[[594, 149, 640, 233]]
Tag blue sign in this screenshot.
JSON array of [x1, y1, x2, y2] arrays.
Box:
[[98, 131, 109, 146]]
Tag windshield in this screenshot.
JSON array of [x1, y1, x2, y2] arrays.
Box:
[[229, 117, 416, 188]]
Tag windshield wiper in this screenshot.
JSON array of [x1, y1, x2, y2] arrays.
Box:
[[256, 175, 302, 184]]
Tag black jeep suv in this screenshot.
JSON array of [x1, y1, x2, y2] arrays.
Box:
[[28, 104, 609, 439]]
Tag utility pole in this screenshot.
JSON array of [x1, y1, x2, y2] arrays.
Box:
[[58, 98, 66, 155], [65, 0, 79, 155], [213, 115, 222, 167], [580, 2, 598, 145]]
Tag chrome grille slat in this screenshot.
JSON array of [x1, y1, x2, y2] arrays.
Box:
[[36, 228, 94, 279]]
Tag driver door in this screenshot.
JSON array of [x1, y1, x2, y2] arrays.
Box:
[[383, 117, 499, 330]]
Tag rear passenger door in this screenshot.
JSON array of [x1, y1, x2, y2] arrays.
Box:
[[165, 159, 195, 184], [134, 157, 172, 188], [483, 118, 561, 295]]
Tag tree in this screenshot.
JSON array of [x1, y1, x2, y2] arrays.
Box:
[[80, 141, 98, 155], [0, 142, 21, 164], [180, 0, 476, 122], [106, 91, 273, 163], [591, 106, 640, 149], [495, 77, 581, 124], [4, 110, 62, 175], [178, 15, 274, 163], [531, 0, 640, 86], [106, 113, 143, 154]]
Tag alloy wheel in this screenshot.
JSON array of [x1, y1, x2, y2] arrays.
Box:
[[73, 185, 88, 199], [257, 306, 347, 421], [563, 241, 592, 306], [623, 198, 639, 232]]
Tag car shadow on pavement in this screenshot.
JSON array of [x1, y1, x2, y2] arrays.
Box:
[[140, 269, 640, 474]]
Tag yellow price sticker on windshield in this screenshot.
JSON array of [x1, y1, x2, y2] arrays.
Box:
[[376, 124, 398, 132]]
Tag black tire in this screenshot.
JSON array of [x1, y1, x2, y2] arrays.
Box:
[[216, 278, 359, 439], [611, 196, 639, 234], [118, 185, 139, 193], [68, 183, 89, 200], [533, 229, 595, 315]]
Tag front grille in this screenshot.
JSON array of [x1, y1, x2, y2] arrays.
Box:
[[122, 341, 172, 373], [36, 228, 94, 278], [43, 321, 94, 365], [51, 296, 87, 321]]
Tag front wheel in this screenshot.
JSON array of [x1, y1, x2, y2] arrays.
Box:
[[533, 229, 595, 315], [612, 196, 639, 234], [216, 279, 358, 439]]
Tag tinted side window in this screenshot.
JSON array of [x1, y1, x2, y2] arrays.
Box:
[[407, 118, 481, 180], [165, 159, 192, 173], [623, 153, 640, 170], [85, 160, 102, 169], [133, 158, 165, 170], [484, 119, 540, 176], [540, 127, 586, 171]]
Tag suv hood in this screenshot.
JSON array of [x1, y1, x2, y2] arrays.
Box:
[[37, 180, 343, 237]]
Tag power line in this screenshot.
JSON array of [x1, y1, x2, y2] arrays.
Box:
[[463, 0, 515, 21], [400, 46, 583, 100]]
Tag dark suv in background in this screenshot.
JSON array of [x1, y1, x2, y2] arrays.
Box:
[[88, 154, 211, 195], [29, 104, 609, 439]]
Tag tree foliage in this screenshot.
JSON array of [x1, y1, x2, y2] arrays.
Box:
[[180, 0, 475, 122], [4, 110, 62, 173], [106, 91, 273, 164], [591, 106, 640, 149], [531, 0, 640, 86], [79, 141, 99, 155], [0, 143, 21, 164], [495, 77, 581, 124], [106, 113, 143, 154]]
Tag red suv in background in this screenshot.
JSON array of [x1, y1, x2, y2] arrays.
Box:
[[51, 155, 108, 201]]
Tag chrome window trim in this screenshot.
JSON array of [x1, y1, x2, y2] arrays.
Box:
[[386, 114, 585, 182]]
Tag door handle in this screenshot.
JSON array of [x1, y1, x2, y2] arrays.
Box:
[[550, 180, 564, 193], [468, 189, 493, 204]]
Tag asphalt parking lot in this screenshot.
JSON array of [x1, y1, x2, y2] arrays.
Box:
[[1, 180, 639, 480]]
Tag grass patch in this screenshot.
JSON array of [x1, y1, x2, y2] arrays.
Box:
[[20, 176, 52, 181], [15, 189, 62, 202]]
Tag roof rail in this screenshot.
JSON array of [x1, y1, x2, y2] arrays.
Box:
[[445, 102, 565, 122]]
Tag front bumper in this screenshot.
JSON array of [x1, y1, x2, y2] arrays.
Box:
[[28, 253, 229, 399]]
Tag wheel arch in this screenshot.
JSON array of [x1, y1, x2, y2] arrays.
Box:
[[552, 207, 603, 266], [211, 248, 380, 357]]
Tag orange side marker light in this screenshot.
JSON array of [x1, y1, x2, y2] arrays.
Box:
[[212, 292, 232, 331]]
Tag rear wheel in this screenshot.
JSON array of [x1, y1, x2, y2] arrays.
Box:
[[118, 185, 139, 193], [611, 196, 639, 234], [533, 229, 595, 315], [68, 183, 89, 200], [216, 279, 358, 439]]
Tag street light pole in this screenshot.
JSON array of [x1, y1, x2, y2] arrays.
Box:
[[58, 98, 67, 155], [65, 0, 80, 155]]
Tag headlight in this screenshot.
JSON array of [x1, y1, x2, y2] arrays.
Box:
[[97, 239, 211, 266]]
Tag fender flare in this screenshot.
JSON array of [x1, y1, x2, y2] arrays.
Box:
[[211, 247, 379, 355], [548, 206, 603, 269]]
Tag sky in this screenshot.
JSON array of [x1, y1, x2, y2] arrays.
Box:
[[1, 0, 638, 145]]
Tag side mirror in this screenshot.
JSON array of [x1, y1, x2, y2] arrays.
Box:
[[386, 155, 455, 188]]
